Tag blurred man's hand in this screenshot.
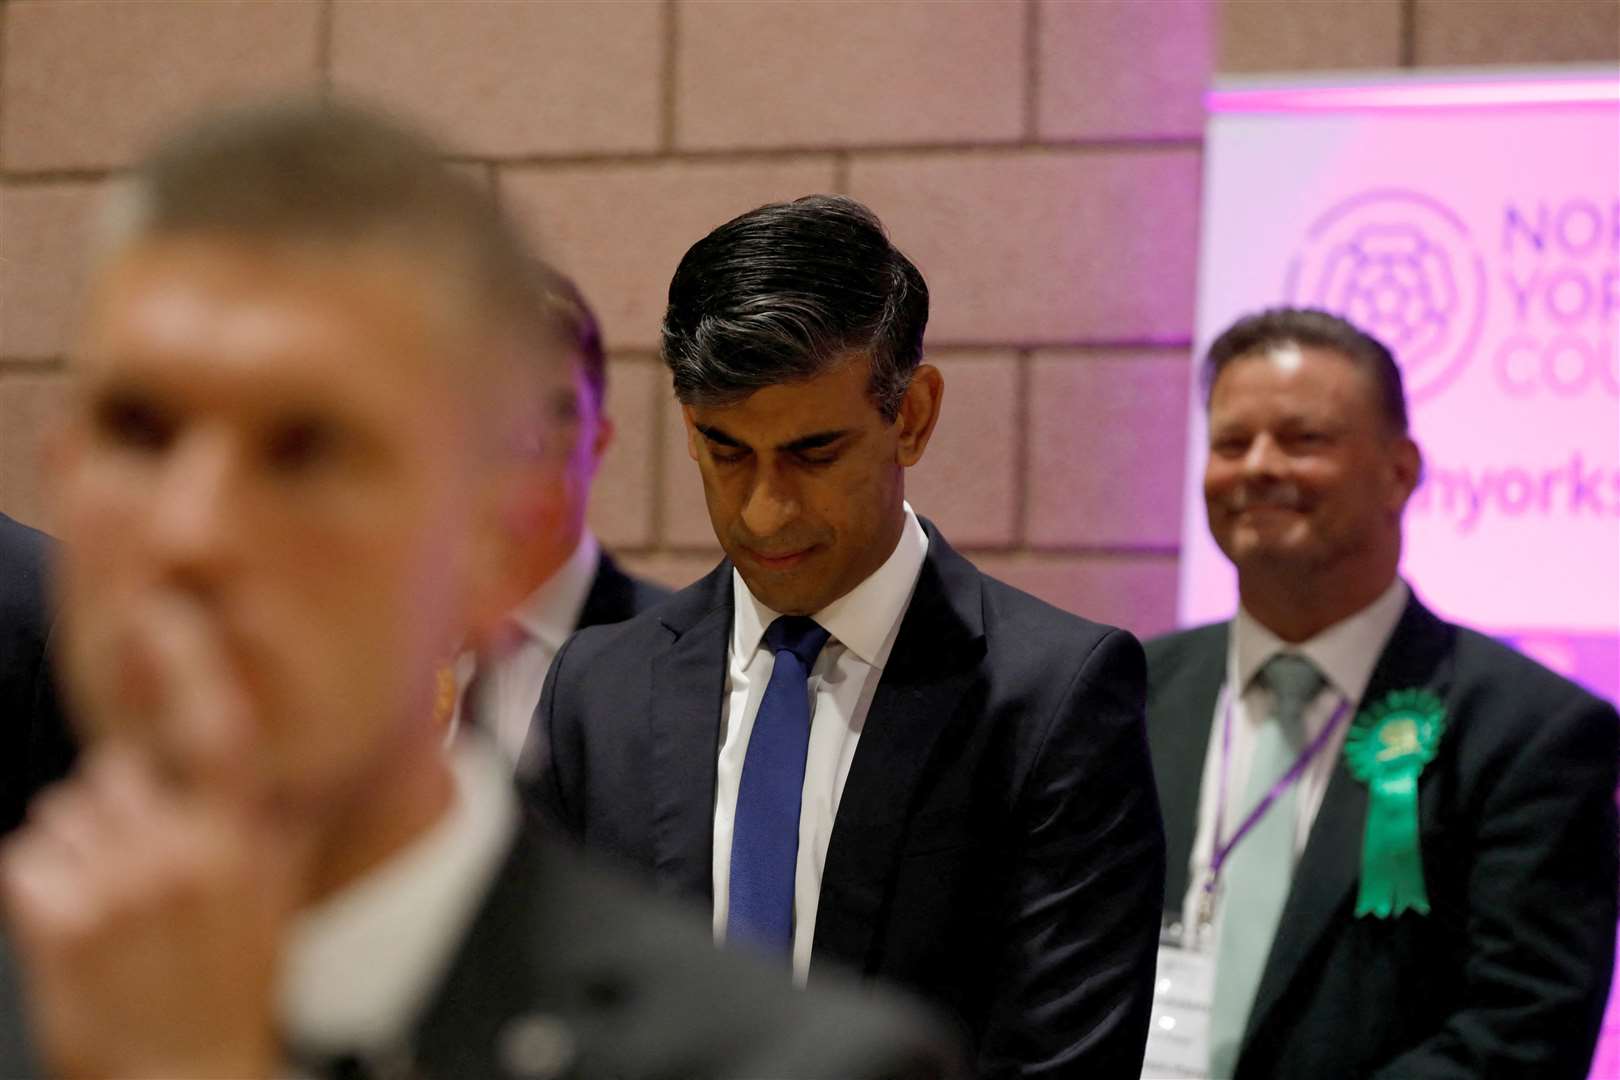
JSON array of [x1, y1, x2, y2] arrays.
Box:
[[0, 596, 306, 1079]]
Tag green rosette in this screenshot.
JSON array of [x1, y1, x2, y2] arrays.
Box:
[[1343, 689, 1447, 918]]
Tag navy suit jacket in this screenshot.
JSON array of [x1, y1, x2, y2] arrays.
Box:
[[528, 521, 1165, 1077], [0, 514, 75, 836], [1146, 593, 1619, 1079]]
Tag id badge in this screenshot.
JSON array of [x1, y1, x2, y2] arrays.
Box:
[[1140, 928, 1213, 1079]]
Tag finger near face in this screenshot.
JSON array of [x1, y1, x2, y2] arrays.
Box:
[[26, 787, 106, 874], [1, 822, 100, 941]]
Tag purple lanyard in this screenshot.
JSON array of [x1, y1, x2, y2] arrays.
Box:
[[1201, 689, 1351, 917]]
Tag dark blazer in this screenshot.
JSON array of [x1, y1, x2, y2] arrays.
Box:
[[575, 551, 672, 632], [0, 513, 75, 836], [1146, 593, 1620, 1080], [529, 521, 1166, 1077], [0, 811, 965, 1079]]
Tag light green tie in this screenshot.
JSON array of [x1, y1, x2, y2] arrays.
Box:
[[1208, 652, 1325, 1078]]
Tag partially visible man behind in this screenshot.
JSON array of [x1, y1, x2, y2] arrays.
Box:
[[0, 99, 960, 1079], [452, 265, 669, 767], [1145, 307, 1618, 1079], [0, 514, 74, 836]]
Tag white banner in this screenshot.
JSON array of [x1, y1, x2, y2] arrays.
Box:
[[1180, 69, 1620, 701]]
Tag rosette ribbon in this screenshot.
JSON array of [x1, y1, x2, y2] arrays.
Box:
[[1343, 689, 1447, 918]]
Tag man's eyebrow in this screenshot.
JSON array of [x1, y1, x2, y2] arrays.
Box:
[[695, 424, 746, 449], [780, 429, 853, 454]]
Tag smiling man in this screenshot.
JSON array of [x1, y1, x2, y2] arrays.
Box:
[[0, 104, 960, 1080], [529, 195, 1166, 1077], [1144, 307, 1618, 1079]]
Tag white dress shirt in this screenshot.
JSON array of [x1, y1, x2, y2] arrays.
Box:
[[280, 738, 517, 1063], [712, 504, 929, 983], [1180, 577, 1409, 942], [451, 532, 600, 767]]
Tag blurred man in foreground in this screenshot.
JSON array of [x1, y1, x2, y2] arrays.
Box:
[[0, 100, 959, 1079], [1144, 307, 1618, 1079], [452, 266, 669, 768]]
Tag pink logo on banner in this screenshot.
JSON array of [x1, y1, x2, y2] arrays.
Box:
[[1285, 189, 1488, 402]]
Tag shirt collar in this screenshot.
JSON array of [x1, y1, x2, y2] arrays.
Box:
[[279, 738, 517, 1056], [1232, 577, 1410, 704], [731, 503, 930, 668], [507, 531, 600, 653]]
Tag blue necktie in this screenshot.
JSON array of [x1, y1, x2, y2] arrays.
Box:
[[728, 615, 831, 954]]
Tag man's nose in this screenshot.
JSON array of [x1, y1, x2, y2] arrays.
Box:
[[739, 460, 801, 541], [1241, 433, 1285, 478], [147, 430, 242, 587]]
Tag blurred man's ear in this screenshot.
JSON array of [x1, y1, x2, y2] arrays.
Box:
[[589, 414, 614, 470], [1389, 435, 1424, 515], [895, 364, 943, 468], [461, 468, 550, 651]]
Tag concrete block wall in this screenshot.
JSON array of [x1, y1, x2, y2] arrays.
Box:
[[2, 0, 1615, 643]]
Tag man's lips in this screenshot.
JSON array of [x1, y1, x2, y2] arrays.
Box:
[[1223, 492, 1309, 516], [741, 546, 817, 572]]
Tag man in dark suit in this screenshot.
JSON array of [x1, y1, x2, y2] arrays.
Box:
[[451, 267, 669, 765], [0, 513, 75, 835], [528, 195, 1166, 1077], [0, 101, 960, 1079], [1145, 307, 1618, 1079]]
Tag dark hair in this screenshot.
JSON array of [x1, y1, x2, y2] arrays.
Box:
[[106, 96, 548, 364], [533, 262, 607, 410], [661, 194, 928, 420], [1203, 307, 1409, 434]]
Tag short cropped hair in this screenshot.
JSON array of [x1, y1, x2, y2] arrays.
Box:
[[661, 194, 928, 421], [533, 262, 607, 410], [1203, 307, 1409, 434], [101, 97, 548, 368]]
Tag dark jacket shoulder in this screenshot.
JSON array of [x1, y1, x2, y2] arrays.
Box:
[[0, 513, 53, 664], [1144, 621, 1228, 668], [1449, 623, 1613, 714], [0, 514, 75, 836], [976, 570, 1128, 653], [1143, 621, 1228, 731]]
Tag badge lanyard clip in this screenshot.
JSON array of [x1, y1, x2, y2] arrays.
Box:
[[1197, 691, 1351, 943]]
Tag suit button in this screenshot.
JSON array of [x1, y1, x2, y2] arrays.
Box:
[[498, 1012, 577, 1079]]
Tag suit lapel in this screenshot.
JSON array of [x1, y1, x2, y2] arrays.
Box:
[[1243, 595, 1456, 1048], [647, 565, 733, 902], [1148, 625, 1228, 919], [811, 523, 986, 976]]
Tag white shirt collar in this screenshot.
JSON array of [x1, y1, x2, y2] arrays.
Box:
[[279, 738, 518, 1056], [1232, 577, 1410, 705], [507, 531, 599, 653], [731, 503, 929, 668]]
